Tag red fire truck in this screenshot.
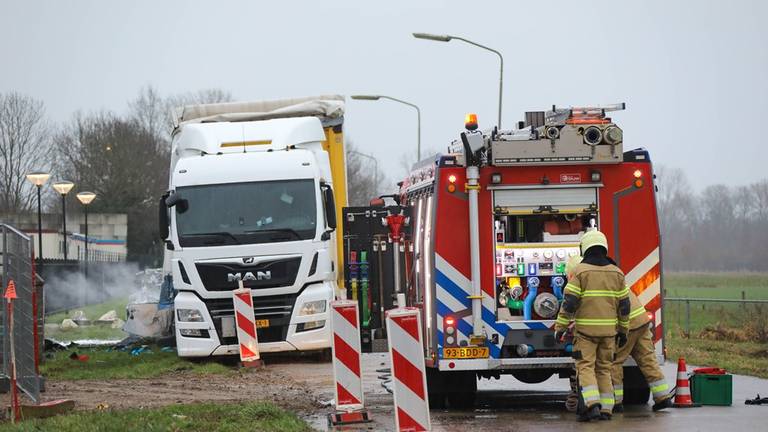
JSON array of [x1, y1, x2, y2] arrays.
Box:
[[392, 104, 664, 407]]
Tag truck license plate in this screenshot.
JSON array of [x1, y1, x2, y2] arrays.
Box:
[[221, 317, 270, 338], [443, 347, 489, 359]]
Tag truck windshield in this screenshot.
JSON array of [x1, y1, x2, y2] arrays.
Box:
[[175, 179, 317, 247]]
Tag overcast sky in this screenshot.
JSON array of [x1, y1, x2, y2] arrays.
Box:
[[2, 0, 766, 189]]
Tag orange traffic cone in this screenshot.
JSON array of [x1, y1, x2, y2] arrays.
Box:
[[673, 357, 701, 408]]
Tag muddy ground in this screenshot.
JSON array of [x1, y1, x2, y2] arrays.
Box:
[[42, 357, 325, 416], [37, 353, 768, 431]]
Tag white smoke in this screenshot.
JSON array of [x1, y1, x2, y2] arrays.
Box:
[[43, 262, 144, 315]]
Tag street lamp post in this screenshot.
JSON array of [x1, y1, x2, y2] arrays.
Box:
[[76, 191, 96, 277], [348, 149, 379, 197], [413, 33, 504, 129], [52, 181, 75, 260], [25, 172, 51, 266], [350, 95, 421, 160]]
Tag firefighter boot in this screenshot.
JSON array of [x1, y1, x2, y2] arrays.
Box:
[[578, 404, 601, 422], [599, 411, 612, 420], [652, 394, 674, 411], [612, 403, 624, 413]]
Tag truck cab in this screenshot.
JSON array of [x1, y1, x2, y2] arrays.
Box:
[[160, 97, 347, 357]]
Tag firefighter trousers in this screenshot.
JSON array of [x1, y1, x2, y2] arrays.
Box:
[[611, 323, 669, 404], [574, 333, 615, 413]]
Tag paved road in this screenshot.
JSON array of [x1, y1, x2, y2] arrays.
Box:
[[269, 353, 768, 431]]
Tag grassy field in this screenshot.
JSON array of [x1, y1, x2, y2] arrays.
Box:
[[45, 297, 130, 341], [0, 402, 311, 432], [664, 272, 768, 299], [42, 347, 232, 380], [663, 272, 768, 378], [666, 331, 768, 379], [663, 272, 768, 333]]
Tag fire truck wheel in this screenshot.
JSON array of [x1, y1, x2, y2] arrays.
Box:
[[622, 366, 651, 405], [427, 369, 477, 409], [315, 348, 332, 363]]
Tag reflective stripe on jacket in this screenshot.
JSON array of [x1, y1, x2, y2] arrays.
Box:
[[628, 290, 651, 330], [555, 262, 630, 337]]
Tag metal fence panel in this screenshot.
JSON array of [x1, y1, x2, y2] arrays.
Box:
[[1, 224, 41, 404]]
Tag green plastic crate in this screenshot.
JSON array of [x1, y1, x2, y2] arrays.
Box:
[[690, 373, 732, 406]]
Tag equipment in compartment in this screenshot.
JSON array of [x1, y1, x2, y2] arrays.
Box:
[[342, 205, 411, 352]]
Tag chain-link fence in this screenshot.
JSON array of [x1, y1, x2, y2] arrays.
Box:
[[1, 224, 41, 404]]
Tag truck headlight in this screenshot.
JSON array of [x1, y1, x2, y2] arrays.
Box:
[[177, 308, 204, 322], [298, 300, 326, 316]]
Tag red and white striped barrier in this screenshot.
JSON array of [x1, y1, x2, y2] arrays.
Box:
[[233, 281, 261, 366], [328, 299, 371, 425], [386, 307, 431, 432]]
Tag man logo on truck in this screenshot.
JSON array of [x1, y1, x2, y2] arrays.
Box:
[[227, 271, 272, 282]]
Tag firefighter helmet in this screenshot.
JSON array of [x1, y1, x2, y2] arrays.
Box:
[[565, 255, 583, 277], [580, 230, 608, 254]]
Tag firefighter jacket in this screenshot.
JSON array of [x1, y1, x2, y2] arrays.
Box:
[[555, 263, 631, 337], [628, 290, 651, 330]]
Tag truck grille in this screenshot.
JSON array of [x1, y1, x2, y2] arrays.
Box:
[[195, 257, 301, 291], [204, 293, 297, 344]]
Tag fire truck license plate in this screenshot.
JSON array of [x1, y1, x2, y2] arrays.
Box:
[[443, 347, 489, 359]]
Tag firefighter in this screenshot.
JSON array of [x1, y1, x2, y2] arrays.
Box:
[[555, 230, 630, 421], [611, 290, 673, 412]]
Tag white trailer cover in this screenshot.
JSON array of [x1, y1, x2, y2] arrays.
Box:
[[173, 95, 344, 131]]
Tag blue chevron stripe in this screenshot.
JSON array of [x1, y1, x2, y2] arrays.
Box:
[[435, 269, 471, 308]]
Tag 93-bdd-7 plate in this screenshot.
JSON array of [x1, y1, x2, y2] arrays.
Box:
[[443, 347, 490, 359]]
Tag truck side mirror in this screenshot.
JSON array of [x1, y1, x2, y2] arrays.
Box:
[[165, 191, 188, 213], [158, 193, 170, 240], [323, 186, 337, 230]]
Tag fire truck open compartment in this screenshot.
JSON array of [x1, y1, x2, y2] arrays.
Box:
[[492, 186, 598, 326]]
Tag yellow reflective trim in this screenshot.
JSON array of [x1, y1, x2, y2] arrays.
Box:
[[565, 283, 582, 295], [630, 307, 647, 319], [651, 383, 669, 393], [582, 290, 623, 297], [575, 318, 618, 325], [555, 316, 570, 325], [616, 287, 630, 297], [614, 389, 624, 396], [600, 398, 615, 405], [582, 389, 599, 398]]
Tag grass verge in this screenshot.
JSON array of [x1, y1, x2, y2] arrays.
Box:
[[666, 330, 768, 379], [42, 347, 233, 380], [0, 401, 311, 432]]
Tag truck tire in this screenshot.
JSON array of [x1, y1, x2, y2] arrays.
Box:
[[426, 368, 447, 409], [512, 369, 554, 384], [622, 366, 650, 405]]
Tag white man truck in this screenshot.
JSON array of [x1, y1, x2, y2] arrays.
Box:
[[158, 96, 348, 357]]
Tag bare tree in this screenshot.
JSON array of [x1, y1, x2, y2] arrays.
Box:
[[0, 92, 51, 213], [346, 142, 387, 206], [54, 112, 169, 261]]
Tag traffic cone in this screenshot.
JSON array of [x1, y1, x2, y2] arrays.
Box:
[[672, 357, 700, 408]]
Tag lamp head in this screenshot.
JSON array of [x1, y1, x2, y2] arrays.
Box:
[[351, 95, 381, 101], [52, 181, 75, 195], [412, 32, 452, 42], [76, 191, 96, 205], [26, 172, 51, 187]]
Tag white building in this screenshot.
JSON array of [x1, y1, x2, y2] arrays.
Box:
[[0, 213, 127, 261]]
